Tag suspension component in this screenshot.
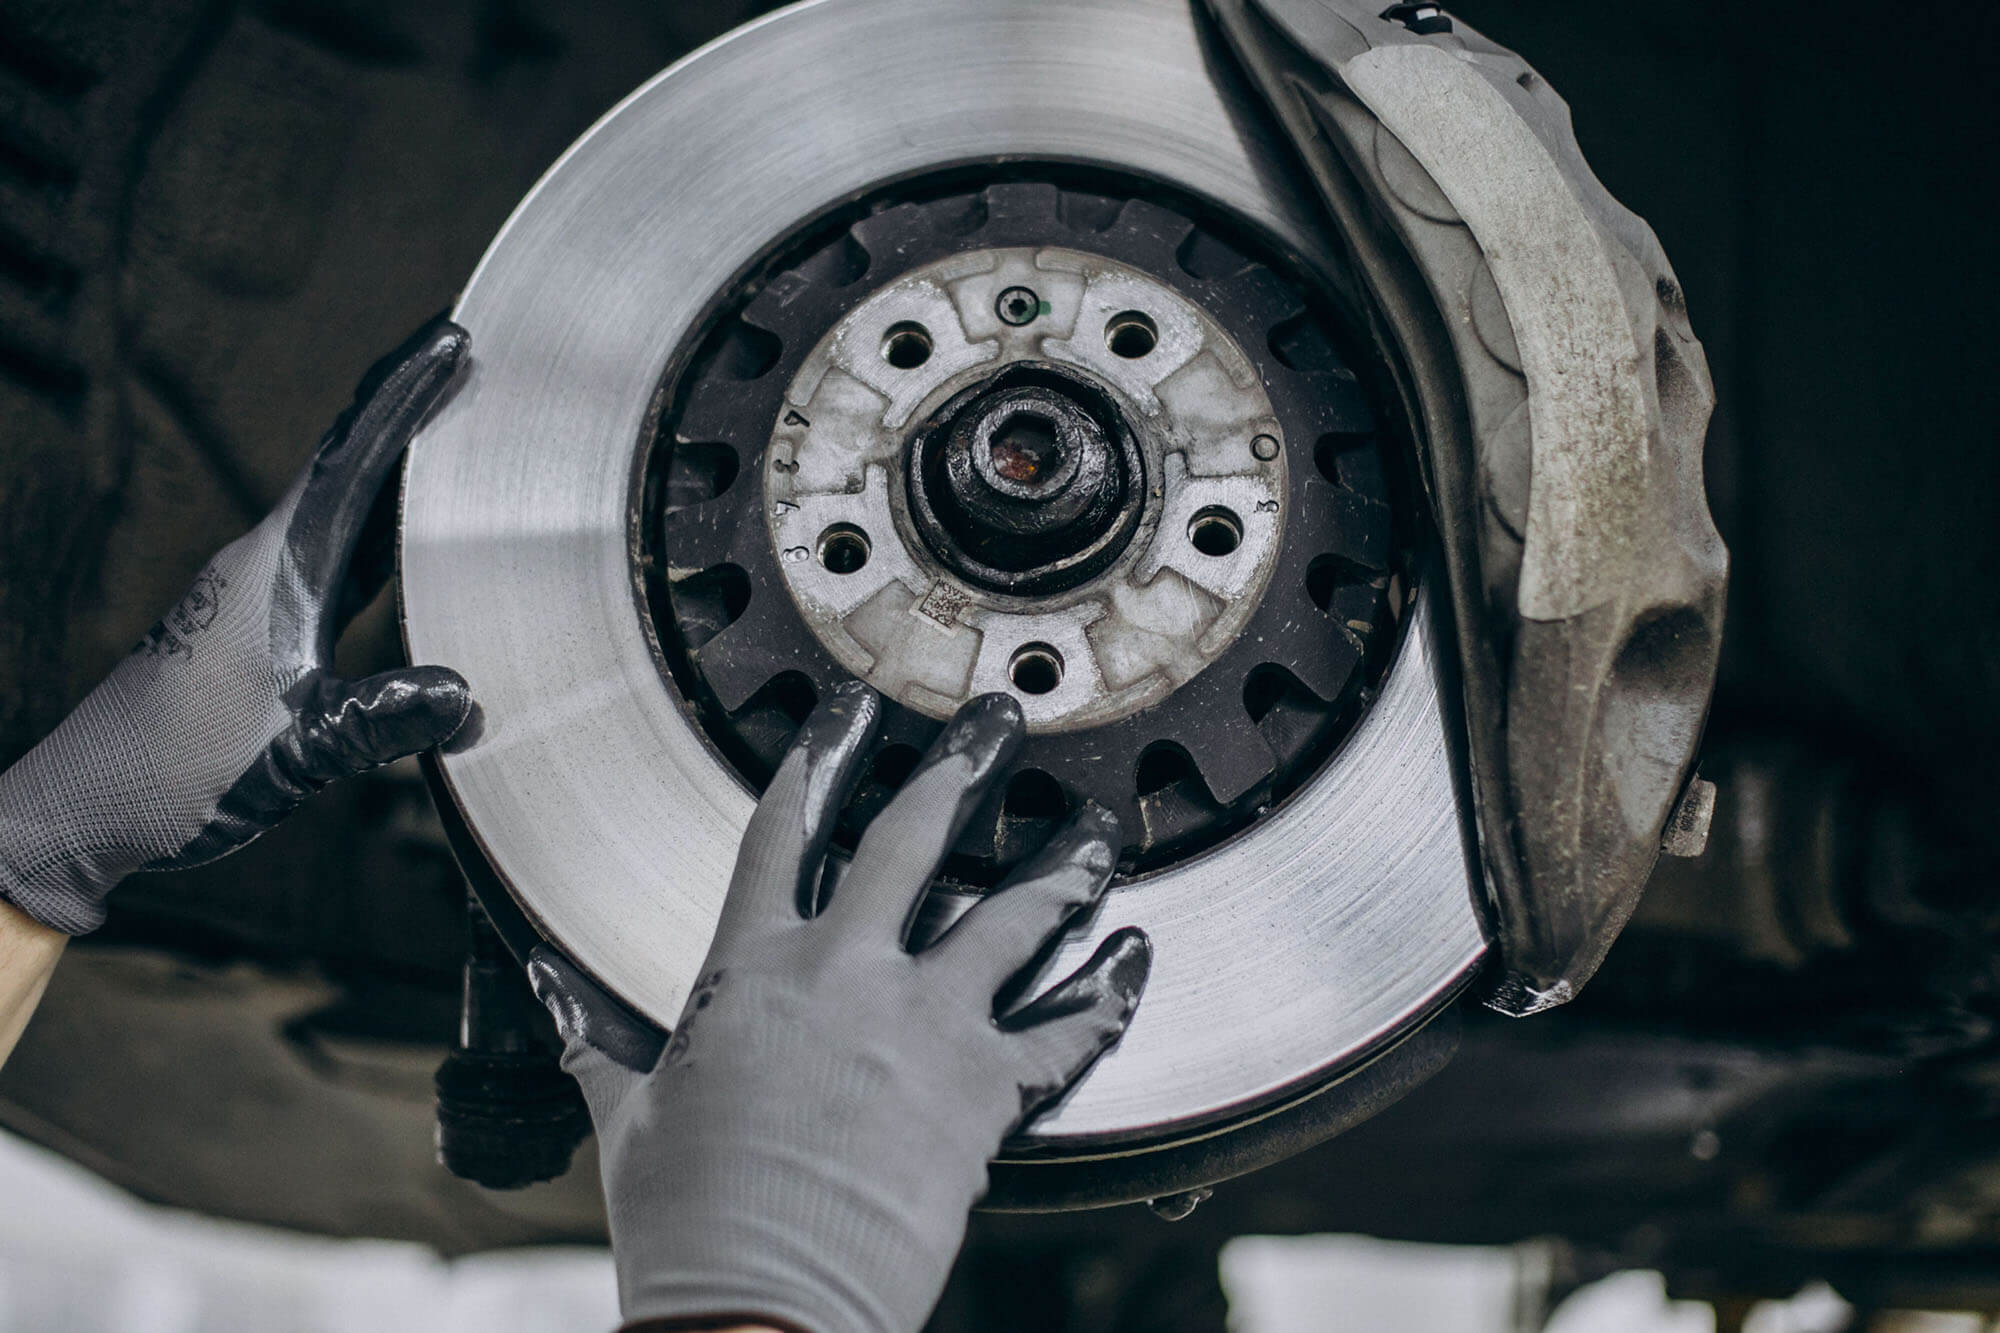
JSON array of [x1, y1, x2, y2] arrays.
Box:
[[433, 891, 588, 1191]]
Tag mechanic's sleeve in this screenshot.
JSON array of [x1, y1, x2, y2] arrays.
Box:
[[530, 683, 1153, 1333], [0, 317, 475, 937]]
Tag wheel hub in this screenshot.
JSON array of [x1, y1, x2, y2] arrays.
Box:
[[661, 187, 1397, 874], [400, 0, 1486, 1200]]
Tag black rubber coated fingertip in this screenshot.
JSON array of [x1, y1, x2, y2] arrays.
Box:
[[406, 312, 469, 373], [431, 314, 470, 356], [438, 675, 475, 743], [1072, 798, 1122, 849], [306, 315, 473, 524], [824, 677, 880, 715], [1004, 923, 1152, 1032], [1099, 925, 1154, 1014], [354, 314, 468, 412], [523, 945, 573, 1005], [793, 679, 882, 756], [401, 664, 476, 745], [523, 946, 665, 1073], [524, 946, 592, 1040], [404, 321, 469, 413], [963, 690, 1025, 731], [328, 666, 477, 770], [939, 691, 1027, 773], [1042, 801, 1119, 884]]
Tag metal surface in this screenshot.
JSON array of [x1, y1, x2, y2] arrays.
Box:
[[769, 245, 1286, 732], [655, 178, 1403, 877], [8, 0, 1994, 1293], [401, 0, 1487, 1145], [1205, 0, 1726, 1014], [1344, 43, 1652, 626]]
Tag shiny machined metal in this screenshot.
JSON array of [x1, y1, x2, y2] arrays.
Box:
[[770, 245, 1287, 732], [400, 0, 1486, 1159]]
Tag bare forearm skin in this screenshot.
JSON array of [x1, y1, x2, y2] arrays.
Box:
[[0, 898, 64, 1069]]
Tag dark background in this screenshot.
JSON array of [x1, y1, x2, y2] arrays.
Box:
[[0, 0, 1995, 1325]]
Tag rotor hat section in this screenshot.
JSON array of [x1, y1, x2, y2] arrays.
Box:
[[740, 225, 1332, 778], [400, 0, 1486, 1197]]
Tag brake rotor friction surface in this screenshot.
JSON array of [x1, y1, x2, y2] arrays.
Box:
[[650, 181, 1400, 874], [400, 0, 1486, 1169]]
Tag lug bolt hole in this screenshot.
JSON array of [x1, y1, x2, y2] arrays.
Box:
[[1104, 310, 1158, 359], [882, 322, 934, 369], [817, 524, 871, 575], [1009, 643, 1064, 696], [996, 286, 1041, 327], [1188, 507, 1243, 557]]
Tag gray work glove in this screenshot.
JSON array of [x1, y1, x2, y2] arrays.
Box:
[[0, 317, 475, 934], [529, 683, 1152, 1333]]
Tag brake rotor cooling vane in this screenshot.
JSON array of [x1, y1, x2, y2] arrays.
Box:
[[401, 0, 1486, 1205]]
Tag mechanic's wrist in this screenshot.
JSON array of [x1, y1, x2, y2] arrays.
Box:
[[616, 1312, 796, 1320], [617, 1256, 861, 1333], [0, 768, 108, 936]]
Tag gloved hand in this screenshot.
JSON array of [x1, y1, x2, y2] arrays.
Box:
[[530, 683, 1152, 1333], [0, 317, 475, 934]]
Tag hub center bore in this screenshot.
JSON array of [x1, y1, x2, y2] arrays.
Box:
[[985, 409, 1062, 486], [911, 363, 1145, 594], [982, 405, 1074, 493]]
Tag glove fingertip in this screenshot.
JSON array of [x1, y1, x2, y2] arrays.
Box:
[[902, 691, 1025, 797], [964, 689, 1024, 732], [364, 664, 474, 750], [1004, 923, 1153, 1034], [428, 314, 471, 359], [393, 313, 471, 394], [791, 679, 882, 766], [957, 693, 1027, 772], [524, 945, 579, 1017], [310, 316, 471, 488], [298, 666, 477, 784], [526, 946, 666, 1074], [1095, 925, 1153, 1016], [1061, 802, 1122, 887], [404, 663, 476, 746], [1073, 798, 1121, 843]]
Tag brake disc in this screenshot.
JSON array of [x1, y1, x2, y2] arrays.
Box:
[[401, 0, 1486, 1203]]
